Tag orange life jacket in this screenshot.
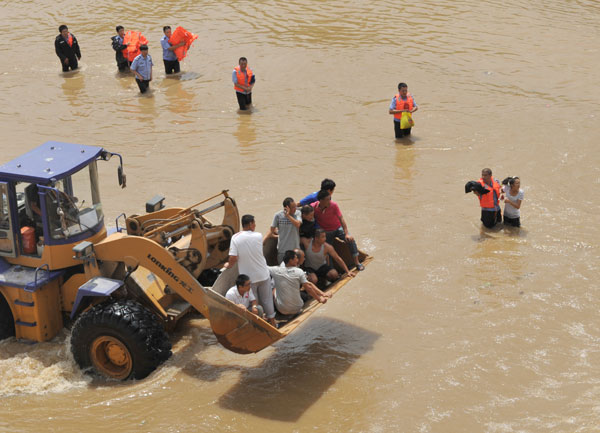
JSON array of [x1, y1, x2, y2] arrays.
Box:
[[234, 65, 253, 93], [168, 26, 199, 61], [394, 93, 414, 120], [478, 177, 501, 209], [67, 33, 73, 47], [123, 31, 148, 62]]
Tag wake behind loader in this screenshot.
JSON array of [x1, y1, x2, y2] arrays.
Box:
[[0, 141, 371, 380]]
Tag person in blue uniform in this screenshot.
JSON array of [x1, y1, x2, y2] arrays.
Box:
[[161, 26, 185, 75], [130, 45, 153, 93]]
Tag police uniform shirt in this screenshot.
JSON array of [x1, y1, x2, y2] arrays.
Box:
[[131, 54, 153, 80]]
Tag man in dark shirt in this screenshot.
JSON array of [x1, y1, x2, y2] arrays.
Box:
[[54, 25, 81, 72], [111, 25, 129, 72], [299, 205, 316, 241]]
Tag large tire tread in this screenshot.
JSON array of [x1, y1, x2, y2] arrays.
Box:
[[70, 299, 171, 380]]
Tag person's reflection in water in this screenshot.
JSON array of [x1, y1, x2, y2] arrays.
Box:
[[234, 114, 257, 156], [470, 226, 528, 294], [115, 69, 132, 89], [61, 72, 85, 108], [163, 79, 195, 122], [136, 89, 157, 123], [394, 145, 416, 181]]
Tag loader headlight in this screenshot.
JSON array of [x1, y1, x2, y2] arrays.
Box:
[[146, 195, 165, 213], [73, 241, 94, 259]]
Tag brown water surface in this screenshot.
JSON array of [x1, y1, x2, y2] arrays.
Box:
[[1, 0, 599, 432]]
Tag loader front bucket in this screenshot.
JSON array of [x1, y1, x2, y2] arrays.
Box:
[[203, 287, 283, 353], [204, 266, 283, 353]]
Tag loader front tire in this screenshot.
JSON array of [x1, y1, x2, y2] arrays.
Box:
[[0, 294, 15, 341], [70, 300, 172, 380]]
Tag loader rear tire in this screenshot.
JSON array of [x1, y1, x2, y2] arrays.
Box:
[[0, 294, 15, 341], [70, 300, 172, 380]]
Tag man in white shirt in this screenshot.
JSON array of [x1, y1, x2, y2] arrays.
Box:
[[225, 274, 263, 317], [226, 214, 276, 327]]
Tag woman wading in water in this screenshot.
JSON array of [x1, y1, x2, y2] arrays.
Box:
[[502, 177, 524, 227]]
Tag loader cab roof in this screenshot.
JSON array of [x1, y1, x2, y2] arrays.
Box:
[[0, 141, 104, 184]]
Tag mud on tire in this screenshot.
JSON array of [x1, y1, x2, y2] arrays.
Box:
[[0, 294, 15, 341], [70, 300, 172, 380]]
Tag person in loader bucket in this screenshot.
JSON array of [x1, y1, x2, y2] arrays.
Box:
[[225, 274, 264, 317], [226, 214, 277, 327], [269, 250, 329, 315]]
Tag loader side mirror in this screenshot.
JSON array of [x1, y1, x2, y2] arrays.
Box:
[[105, 151, 126, 189], [118, 165, 126, 188]]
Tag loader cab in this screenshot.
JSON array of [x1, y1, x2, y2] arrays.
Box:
[[0, 142, 122, 263]]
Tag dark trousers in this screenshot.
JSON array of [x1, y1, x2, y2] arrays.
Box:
[[136, 79, 150, 94], [503, 215, 521, 227], [236, 91, 252, 110], [481, 209, 502, 228], [117, 61, 130, 72], [394, 120, 411, 138], [61, 57, 78, 72], [164, 59, 180, 75], [325, 227, 359, 257]]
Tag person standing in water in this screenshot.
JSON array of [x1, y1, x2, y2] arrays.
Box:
[[55, 25, 81, 72], [474, 168, 503, 228], [161, 26, 185, 75], [389, 82, 418, 138], [111, 26, 129, 72], [232, 57, 255, 110], [502, 177, 524, 227], [130, 45, 153, 93]]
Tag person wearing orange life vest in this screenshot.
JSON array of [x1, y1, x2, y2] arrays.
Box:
[[232, 57, 255, 110], [388, 82, 418, 138], [55, 25, 81, 72], [474, 168, 504, 228], [111, 26, 129, 72]]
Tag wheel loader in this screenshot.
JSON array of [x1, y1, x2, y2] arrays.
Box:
[[0, 141, 371, 380]]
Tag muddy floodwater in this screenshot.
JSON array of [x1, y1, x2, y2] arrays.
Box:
[[1, 0, 599, 432]]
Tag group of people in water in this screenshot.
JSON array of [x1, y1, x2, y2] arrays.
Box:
[[467, 168, 524, 229], [55, 24, 419, 118], [223, 179, 363, 327], [52, 26, 521, 328], [54, 24, 254, 108]]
